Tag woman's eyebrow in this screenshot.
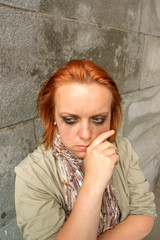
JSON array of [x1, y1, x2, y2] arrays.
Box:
[[59, 112, 78, 117], [91, 112, 109, 117], [59, 112, 109, 117]]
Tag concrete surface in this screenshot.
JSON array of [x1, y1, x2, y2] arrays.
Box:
[[0, 218, 23, 240]]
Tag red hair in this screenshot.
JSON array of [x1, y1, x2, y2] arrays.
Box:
[[37, 59, 122, 149]]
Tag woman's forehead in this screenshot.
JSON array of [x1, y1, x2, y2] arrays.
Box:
[[54, 82, 112, 113], [55, 82, 112, 100]]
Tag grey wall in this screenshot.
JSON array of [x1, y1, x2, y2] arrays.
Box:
[[0, 0, 160, 239]]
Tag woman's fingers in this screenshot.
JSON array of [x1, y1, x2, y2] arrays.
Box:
[[103, 150, 119, 166], [84, 130, 119, 191], [94, 140, 118, 152], [101, 146, 118, 156], [90, 130, 115, 148], [88, 130, 118, 155]]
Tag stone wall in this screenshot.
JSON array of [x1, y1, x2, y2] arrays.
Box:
[[0, 1, 160, 238]]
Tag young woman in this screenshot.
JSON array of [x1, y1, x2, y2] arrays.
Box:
[[15, 59, 156, 240]]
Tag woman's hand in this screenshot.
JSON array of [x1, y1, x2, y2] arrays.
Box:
[[83, 130, 119, 193], [55, 131, 118, 240]]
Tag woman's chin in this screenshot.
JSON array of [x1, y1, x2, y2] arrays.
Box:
[[73, 151, 86, 159]]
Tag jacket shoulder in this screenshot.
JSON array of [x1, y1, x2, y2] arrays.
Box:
[[114, 136, 139, 171], [115, 136, 132, 150], [14, 145, 59, 191], [16, 144, 53, 170]]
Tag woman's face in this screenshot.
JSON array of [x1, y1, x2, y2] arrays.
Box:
[[54, 82, 112, 158]]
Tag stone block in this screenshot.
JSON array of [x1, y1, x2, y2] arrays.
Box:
[[0, 121, 36, 226], [39, 0, 141, 32], [1, 0, 142, 32], [0, 0, 40, 12], [110, 31, 143, 94], [140, 36, 160, 89], [38, 15, 143, 95], [34, 117, 44, 145], [0, 218, 23, 240], [140, 0, 160, 36], [131, 123, 160, 190], [142, 155, 160, 191], [1, 7, 43, 128], [0, 6, 144, 128], [132, 123, 160, 166], [121, 86, 160, 141]]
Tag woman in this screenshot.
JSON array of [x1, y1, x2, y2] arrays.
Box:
[[15, 59, 156, 240]]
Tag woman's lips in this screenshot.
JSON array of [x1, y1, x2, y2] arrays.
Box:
[[75, 145, 89, 150]]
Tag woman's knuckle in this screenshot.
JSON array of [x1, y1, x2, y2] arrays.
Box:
[[116, 154, 119, 159]]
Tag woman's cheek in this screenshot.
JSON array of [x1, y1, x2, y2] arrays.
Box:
[[58, 125, 76, 141], [94, 123, 110, 136]]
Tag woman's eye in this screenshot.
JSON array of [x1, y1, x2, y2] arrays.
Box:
[[63, 117, 76, 125], [93, 117, 106, 125]]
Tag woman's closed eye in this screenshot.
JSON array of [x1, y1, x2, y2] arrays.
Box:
[[62, 117, 77, 125], [92, 116, 107, 125], [61, 115, 107, 125]]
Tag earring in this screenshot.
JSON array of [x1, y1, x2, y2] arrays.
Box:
[[54, 121, 57, 126]]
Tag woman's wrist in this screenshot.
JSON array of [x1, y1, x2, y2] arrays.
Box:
[[82, 177, 105, 199]]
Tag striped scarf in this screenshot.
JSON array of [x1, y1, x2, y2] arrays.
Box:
[[53, 133, 120, 235]]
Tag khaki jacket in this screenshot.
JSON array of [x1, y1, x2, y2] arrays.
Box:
[[15, 137, 156, 240]]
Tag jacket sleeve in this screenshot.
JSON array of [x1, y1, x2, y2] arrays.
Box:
[[126, 139, 157, 218], [15, 175, 66, 240]]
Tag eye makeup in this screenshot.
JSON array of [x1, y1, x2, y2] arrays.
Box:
[[61, 114, 108, 126], [92, 115, 107, 125], [61, 116, 78, 125]]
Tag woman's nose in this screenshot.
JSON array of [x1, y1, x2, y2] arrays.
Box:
[[79, 122, 92, 140]]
